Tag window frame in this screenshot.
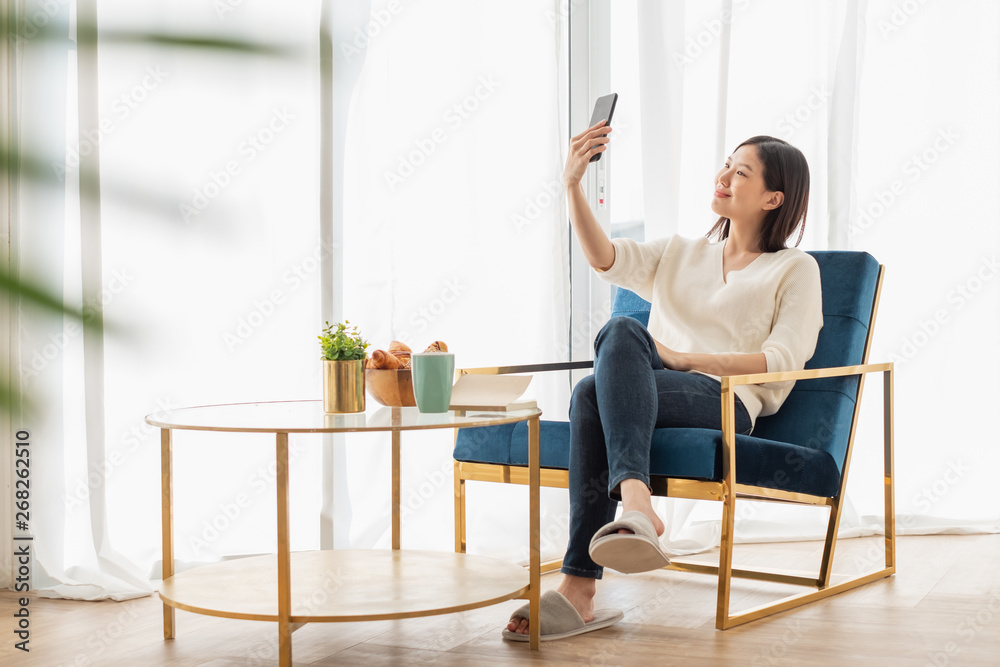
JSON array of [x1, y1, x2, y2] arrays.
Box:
[[568, 0, 613, 376]]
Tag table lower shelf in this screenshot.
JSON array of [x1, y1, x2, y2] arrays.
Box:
[[159, 549, 530, 623]]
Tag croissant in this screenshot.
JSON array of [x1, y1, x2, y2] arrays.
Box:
[[423, 341, 449, 353], [388, 341, 411, 354], [388, 341, 412, 368], [368, 349, 402, 370]]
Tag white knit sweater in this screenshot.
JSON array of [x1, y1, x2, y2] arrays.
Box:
[[596, 234, 823, 428]]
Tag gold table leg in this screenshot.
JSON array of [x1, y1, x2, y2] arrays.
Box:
[[276, 433, 292, 667], [453, 459, 466, 553], [392, 430, 401, 550], [528, 416, 541, 650], [160, 428, 175, 639]]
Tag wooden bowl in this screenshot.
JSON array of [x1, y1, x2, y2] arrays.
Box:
[[365, 368, 416, 407]]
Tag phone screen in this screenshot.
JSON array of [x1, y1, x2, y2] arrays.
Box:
[[588, 93, 618, 163]]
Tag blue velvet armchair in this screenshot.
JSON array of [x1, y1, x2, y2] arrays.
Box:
[[452, 250, 895, 630]]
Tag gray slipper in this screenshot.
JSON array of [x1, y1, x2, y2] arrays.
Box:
[[588, 510, 670, 574], [501, 590, 623, 642]]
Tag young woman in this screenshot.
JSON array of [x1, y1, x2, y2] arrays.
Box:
[[504, 123, 823, 641]]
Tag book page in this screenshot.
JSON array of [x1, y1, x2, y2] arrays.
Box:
[[449, 374, 532, 409]]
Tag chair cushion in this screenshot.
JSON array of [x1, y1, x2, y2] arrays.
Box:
[[454, 420, 574, 471], [454, 420, 842, 497]]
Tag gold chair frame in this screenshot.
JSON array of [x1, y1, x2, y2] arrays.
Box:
[[454, 266, 893, 629]]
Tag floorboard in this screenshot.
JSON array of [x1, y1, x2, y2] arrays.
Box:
[[1, 535, 998, 666]]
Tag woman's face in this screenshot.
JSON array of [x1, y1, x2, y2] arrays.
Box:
[[710, 144, 783, 226]]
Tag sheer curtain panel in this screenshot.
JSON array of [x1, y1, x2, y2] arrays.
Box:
[[620, 0, 999, 552], [340, 0, 572, 562], [3, 0, 573, 599]]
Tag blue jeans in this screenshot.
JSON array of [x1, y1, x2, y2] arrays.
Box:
[[561, 316, 752, 579]]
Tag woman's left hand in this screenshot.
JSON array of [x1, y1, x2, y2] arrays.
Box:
[[654, 340, 691, 371]]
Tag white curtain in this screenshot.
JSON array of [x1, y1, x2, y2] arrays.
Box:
[[7, 0, 330, 597], [340, 0, 572, 560], [626, 0, 1000, 551], [850, 0, 999, 535], [7, 0, 156, 599], [3, 0, 573, 597]]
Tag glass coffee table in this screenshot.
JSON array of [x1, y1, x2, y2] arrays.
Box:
[[145, 400, 544, 665]]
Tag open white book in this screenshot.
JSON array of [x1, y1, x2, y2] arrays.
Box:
[[448, 374, 536, 412]]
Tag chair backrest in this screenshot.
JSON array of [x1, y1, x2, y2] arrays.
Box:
[[609, 251, 882, 472]]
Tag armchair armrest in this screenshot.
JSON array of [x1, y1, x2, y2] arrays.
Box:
[[457, 360, 594, 376], [458, 361, 893, 383], [723, 362, 893, 387], [457, 361, 893, 384]]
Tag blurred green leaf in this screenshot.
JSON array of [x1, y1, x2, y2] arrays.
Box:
[[0, 383, 14, 420], [2, 7, 294, 421], [6, 14, 296, 58], [0, 140, 52, 183], [0, 266, 93, 325], [0, 378, 22, 418], [0, 141, 203, 223], [96, 28, 295, 58]]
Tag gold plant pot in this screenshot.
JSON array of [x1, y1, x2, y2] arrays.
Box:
[[323, 359, 366, 413]]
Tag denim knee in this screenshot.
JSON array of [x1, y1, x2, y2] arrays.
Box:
[[595, 315, 647, 345], [594, 316, 657, 361], [569, 374, 598, 419]]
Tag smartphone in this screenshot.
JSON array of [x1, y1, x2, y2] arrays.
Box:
[[588, 93, 618, 162]]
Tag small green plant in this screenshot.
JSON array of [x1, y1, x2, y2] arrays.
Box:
[[319, 320, 369, 361]]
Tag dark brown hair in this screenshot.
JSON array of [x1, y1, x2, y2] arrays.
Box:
[[706, 136, 810, 252]]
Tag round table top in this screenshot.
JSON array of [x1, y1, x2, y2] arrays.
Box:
[[145, 399, 541, 434]]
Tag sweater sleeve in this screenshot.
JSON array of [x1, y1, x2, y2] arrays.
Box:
[[761, 254, 824, 374], [594, 236, 672, 302]]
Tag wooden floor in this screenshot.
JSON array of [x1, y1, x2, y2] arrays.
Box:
[[2, 534, 998, 666]]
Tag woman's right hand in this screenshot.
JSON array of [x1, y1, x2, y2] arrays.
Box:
[[563, 120, 612, 187]]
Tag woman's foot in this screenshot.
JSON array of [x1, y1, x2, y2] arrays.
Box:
[[618, 478, 665, 536], [506, 575, 596, 636]]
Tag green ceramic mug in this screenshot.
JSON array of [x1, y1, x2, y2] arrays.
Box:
[[410, 352, 455, 413]]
